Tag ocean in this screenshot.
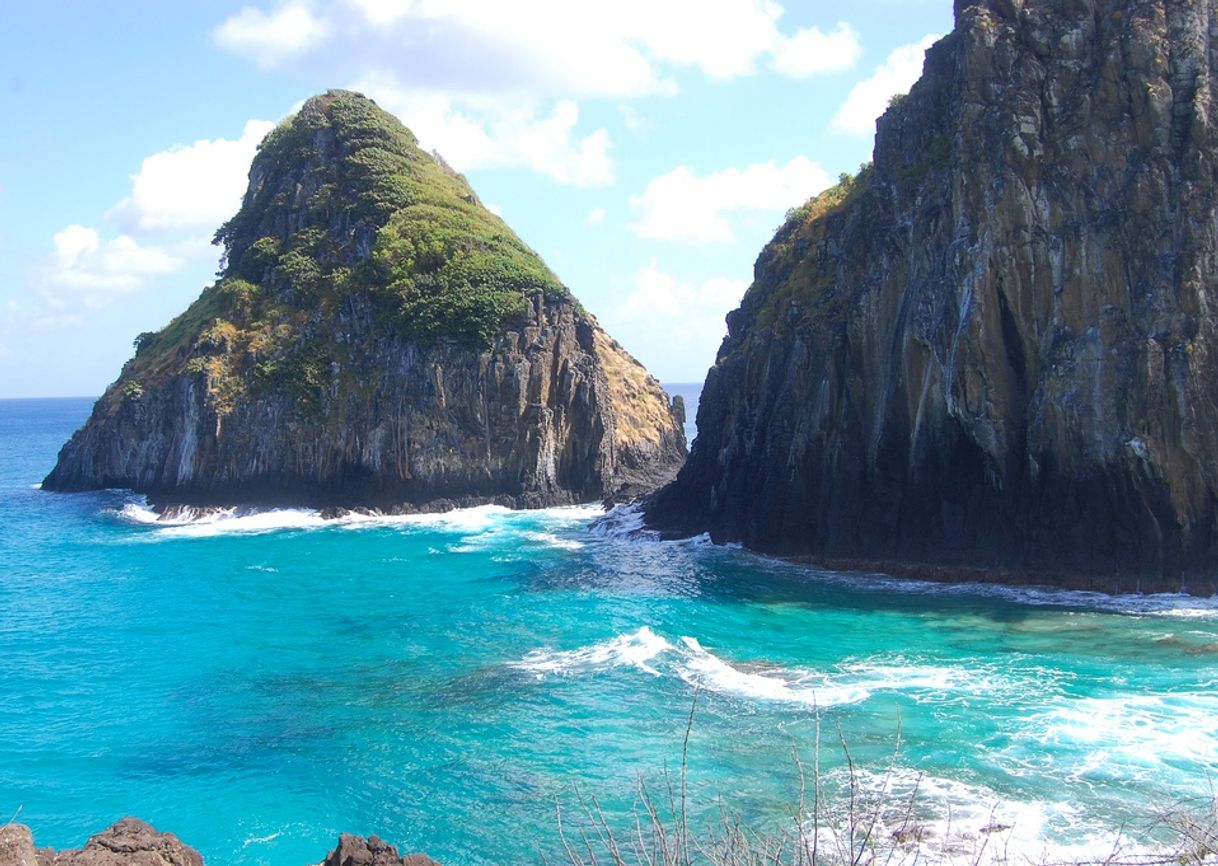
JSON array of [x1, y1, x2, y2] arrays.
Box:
[[2, 394, 1217, 866]]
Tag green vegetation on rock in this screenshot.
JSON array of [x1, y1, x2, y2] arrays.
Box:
[[738, 165, 875, 339], [119, 89, 569, 417]]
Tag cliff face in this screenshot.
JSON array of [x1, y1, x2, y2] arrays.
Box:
[[648, 0, 1218, 591], [44, 91, 684, 510]]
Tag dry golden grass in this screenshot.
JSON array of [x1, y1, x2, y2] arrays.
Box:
[[594, 329, 675, 448]]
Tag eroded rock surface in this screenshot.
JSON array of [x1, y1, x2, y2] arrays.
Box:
[[648, 0, 1218, 591], [1, 820, 200, 866], [44, 90, 684, 510], [316, 834, 439, 866], [1, 823, 440, 866]]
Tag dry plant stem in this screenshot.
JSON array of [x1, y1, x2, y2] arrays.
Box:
[[556, 700, 1218, 866], [681, 689, 699, 866], [813, 711, 823, 866]]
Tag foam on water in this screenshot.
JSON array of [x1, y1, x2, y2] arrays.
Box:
[[755, 557, 1218, 618], [240, 831, 283, 849], [1028, 692, 1218, 785], [111, 499, 602, 544], [675, 636, 872, 706], [521, 531, 585, 550], [116, 502, 325, 536], [819, 766, 1152, 866], [514, 628, 1051, 710], [588, 503, 656, 539], [515, 626, 673, 677]]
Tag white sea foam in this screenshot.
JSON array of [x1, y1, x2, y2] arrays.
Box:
[[1029, 692, 1218, 782], [110, 499, 602, 544], [588, 503, 657, 539], [240, 831, 283, 849], [115, 502, 326, 537], [515, 626, 673, 676], [675, 636, 871, 707], [513, 629, 1033, 710], [785, 563, 1218, 617], [817, 766, 1153, 866], [522, 531, 585, 550]]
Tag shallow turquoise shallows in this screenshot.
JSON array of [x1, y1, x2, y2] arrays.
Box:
[[3, 396, 1217, 866]]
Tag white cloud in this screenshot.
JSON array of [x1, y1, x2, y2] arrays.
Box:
[[212, 2, 863, 189], [629, 156, 832, 244], [356, 74, 614, 186], [215, 2, 860, 96], [770, 22, 863, 78], [25, 114, 271, 324], [25, 115, 272, 325], [587, 208, 606, 226], [621, 0, 783, 81], [43, 225, 185, 299], [213, 2, 328, 68], [349, 0, 414, 25], [832, 34, 941, 136], [108, 119, 275, 233], [602, 262, 747, 380]]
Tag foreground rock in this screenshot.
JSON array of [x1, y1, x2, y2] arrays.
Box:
[[0, 822, 438, 866], [316, 834, 439, 866], [648, 0, 1218, 592], [44, 90, 685, 511], [1, 819, 200, 866]]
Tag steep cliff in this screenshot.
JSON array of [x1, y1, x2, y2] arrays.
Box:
[[44, 90, 685, 510], [648, 0, 1218, 591]]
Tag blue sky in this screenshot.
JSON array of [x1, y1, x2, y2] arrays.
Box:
[[0, 0, 953, 398]]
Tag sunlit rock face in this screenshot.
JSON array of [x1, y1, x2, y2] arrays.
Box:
[[648, 0, 1218, 592], [44, 91, 685, 510]]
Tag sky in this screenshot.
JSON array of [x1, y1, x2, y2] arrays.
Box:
[[0, 0, 954, 398]]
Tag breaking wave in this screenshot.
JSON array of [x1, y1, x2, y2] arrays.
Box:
[[511, 627, 1046, 710], [110, 498, 602, 545]]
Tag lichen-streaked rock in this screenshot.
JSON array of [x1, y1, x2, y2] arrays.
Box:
[[43, 90, 685, 510], [648, 0, 1218, 592]]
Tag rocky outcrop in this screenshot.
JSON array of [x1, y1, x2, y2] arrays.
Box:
[[43, 91, 684, 510], [0, 822, 439, 866], [0, 824, 41, 866], [648, 0, 1218, 592], [315, 834, 438, 866], [1, 819, 200, 866]]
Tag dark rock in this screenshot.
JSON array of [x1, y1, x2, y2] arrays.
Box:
[[44, 90, 684, 511], [317, 834, 439, 866], [648, 0, 1218, 593]]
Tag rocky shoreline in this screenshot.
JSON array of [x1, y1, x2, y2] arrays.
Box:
[[646, 0, 1218, 591], [0, 819, 439, 866]]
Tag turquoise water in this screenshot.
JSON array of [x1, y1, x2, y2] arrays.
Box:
[[3, 397, 1217, 865]]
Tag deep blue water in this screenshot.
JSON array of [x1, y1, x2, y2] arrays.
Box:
[[2, 396, 1217, 865]]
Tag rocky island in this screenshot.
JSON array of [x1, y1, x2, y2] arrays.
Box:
[[43, 90, 685, 511], [648, 0, 1218, 592]]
